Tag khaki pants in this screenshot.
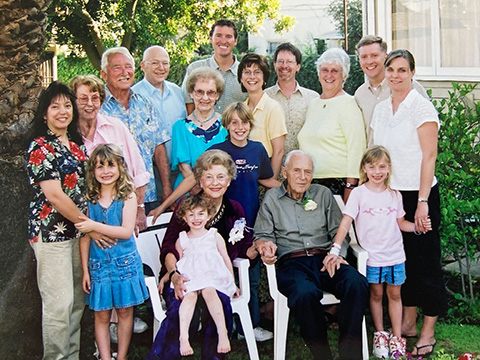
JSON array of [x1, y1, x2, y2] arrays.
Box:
[[31, 236, 85, 360]]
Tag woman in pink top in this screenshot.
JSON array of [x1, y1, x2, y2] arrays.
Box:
[[70, 75, 150, 232]]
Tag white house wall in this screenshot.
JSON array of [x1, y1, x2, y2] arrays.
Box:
[[248, 0, 341, 55]]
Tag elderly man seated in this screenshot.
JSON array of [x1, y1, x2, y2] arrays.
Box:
[[254, 150, 368, 360]]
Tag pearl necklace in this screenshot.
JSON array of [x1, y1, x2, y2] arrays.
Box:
[[192, 111, 216, 128]]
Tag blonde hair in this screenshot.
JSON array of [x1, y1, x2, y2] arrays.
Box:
[[221, 102, 255, 130], [176, 194, 215, 223], [359, 145, 392, 188], [86, 144, 135, 202]]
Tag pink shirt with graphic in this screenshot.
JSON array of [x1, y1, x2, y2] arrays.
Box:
[[343, 184, 406, 267]]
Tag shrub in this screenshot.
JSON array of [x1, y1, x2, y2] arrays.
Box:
[[434, 83, 480, 304]]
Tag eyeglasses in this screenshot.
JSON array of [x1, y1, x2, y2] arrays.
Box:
[[201, 174, 229, 184], [276, 60, 296, 66], [242, 70, 263, 77], [320, 68, 341, 75], [193, 90, 217, 99], [77, 95, 101, 105], [144, 60, 170, 68]]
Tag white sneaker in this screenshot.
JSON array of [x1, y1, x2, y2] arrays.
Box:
[[109, 323, 118, 344], [389, 335, 406, 357], [372, 331, 390, 358], [133, 316, 148, 333], [253, 327, 273, 342]]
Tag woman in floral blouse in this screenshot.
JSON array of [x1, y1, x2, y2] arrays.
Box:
[[26, 81, 88, 359]]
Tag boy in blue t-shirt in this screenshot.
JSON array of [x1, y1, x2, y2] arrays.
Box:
[[210, 102, 280, 226]]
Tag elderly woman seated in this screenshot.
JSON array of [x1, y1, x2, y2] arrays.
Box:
[[147, 150, 259, 360]]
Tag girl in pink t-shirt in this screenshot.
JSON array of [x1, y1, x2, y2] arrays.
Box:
[[323, 146, 431, 358]]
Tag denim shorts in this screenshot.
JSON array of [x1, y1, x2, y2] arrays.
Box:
[[367, 262, 406, 285]]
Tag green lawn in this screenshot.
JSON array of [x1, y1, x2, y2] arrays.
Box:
[[79, 307, 480, 359]]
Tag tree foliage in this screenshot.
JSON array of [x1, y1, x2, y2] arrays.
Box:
[[47, 0, 294, 70], [327, 0, 363, 54]]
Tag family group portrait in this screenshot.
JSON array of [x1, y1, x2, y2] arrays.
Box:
[[0, 0, 479, 359]]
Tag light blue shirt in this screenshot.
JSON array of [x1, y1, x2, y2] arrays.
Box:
[[133, 79, 186, 159], [100, 87, 170, 203]]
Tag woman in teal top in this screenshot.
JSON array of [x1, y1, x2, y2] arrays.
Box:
[[171, 67, 228, 189]]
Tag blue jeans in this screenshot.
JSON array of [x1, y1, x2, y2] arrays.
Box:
[[147, 286, 233, 360], [276, 255, 368, 360]]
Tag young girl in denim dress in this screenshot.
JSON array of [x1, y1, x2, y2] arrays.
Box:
[[77, 144, 148, 360]]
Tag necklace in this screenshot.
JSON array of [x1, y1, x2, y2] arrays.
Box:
[[207, 203, 225, 227], [192, 111, 216, 128]]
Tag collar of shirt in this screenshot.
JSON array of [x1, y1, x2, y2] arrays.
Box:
[[209, 55, 239, 74], [104, 86, 137, 107], [247, 92, 269, 112], [139, 78, 171, 99]]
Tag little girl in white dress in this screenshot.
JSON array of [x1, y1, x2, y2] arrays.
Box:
[[173, 194, 237, 356]]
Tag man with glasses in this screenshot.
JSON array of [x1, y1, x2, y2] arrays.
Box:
[[134, 46, 186, 204], [100, 46, 172, 215], [265, 43, 319, 155], [181, 19, 247, 114]]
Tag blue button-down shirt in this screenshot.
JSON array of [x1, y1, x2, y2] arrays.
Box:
[[132, 78, 186, 159], [100, 87, 170, 202]]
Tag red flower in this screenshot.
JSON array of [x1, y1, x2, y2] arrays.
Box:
[[35, 137, 45, 145], [44, 143, 55, 155], [64, 173, 78, 189], [70, 143, 87, 161], [39, 204, 52, 219], [29, 149, 45, 165]]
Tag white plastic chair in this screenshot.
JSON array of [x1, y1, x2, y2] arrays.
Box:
[[265, 195, 369, 360], [135, 213, 259, 360], [135, 212, 173, 338]]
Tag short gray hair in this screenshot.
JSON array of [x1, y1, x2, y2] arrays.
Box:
[[101, 47, 135, 72], [186, 67, 225, 98], [283, 150, 316, 172], [316, 47, 350, 81]]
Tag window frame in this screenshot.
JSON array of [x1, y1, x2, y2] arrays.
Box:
[[365, 0, 480, 81]]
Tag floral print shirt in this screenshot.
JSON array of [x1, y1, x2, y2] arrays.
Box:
[[100, 88, 171, 203], [26, 131, 88, 243]]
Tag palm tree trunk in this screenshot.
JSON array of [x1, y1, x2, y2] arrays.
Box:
[[0, 0, 53, 357]]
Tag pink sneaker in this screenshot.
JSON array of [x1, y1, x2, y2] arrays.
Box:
[[373, 331, 391, 358], [389, 335, 406, 357]]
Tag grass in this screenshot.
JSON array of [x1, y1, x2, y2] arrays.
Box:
[[79, 306, 480, 359]]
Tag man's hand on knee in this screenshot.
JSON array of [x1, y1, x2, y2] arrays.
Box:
[[321, 255, 348, 277]]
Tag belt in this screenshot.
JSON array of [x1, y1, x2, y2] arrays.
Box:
[[279, 248, 328, 263]]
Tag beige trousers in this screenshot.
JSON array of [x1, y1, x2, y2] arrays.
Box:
[[31, 235, 85, 360]]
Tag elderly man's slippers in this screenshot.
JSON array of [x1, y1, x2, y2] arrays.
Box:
[[413, 342, 436, 358]]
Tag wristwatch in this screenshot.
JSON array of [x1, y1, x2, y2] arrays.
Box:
[[345, 182, 357, 189], [418, 197, 428, 203]]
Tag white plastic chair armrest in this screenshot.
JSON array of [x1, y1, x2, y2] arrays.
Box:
[[349, 243, 368, 277], [233, 258, 250, 301], [266, 262, 280, 301], [144, 276, 166, 324]]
